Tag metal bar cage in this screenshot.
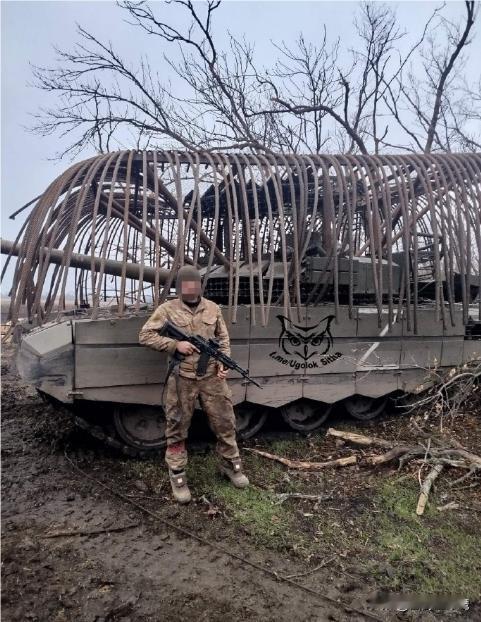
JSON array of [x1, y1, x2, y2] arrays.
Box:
[[3, 150, 481, 330]]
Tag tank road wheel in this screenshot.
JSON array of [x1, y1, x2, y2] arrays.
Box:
[[281, 399, 332, 433], [113, 405, 167, 451], [234, 403, 268, 440], [344, 395, 387, 421]]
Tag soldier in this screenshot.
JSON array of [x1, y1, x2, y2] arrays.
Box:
[[139, 265, 249, 503]]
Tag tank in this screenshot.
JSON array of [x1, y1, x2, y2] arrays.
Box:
[[2, 150, 480, 454]]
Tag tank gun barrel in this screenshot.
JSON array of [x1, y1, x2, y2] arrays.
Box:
[[1, 239, 170, 285]]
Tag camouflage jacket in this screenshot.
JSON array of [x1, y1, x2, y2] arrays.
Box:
[[139, 297, 231, 379]]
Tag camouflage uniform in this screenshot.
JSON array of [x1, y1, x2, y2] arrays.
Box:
[[139, 297, 240, 471]]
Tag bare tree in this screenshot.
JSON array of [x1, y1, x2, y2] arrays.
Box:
[[440, 76, 481, 152], [31, 0, 479, 158], [383, 1, 477, 152]]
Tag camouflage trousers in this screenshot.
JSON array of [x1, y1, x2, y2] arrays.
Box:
[[163, 373, 240, 471]]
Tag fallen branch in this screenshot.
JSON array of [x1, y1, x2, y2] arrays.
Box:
[[449, 466, 481, 487], [416, 464, 444, 515], [368, 446, 415, 465], [363, 439, 481, 470], [244, 448, 357, 470], [275, 492, 332, 504], [410, 420, 468, 451], [436, 449, 481, 469], [436, 501, 459, 511], [326, 428, 393, 448], [432, 457, 471, 469], [246, 422, 480, 516], [438, 435, 468, 451], [401, 361, 481, 419]]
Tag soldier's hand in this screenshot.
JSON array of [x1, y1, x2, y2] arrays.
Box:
[[217, 364, 228, 379], [176, 341, 199, 355]]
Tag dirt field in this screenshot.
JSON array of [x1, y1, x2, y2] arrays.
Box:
[[1, 341, 480, 622]]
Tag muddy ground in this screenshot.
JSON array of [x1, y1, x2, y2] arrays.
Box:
[[1, 341, 480, 622]]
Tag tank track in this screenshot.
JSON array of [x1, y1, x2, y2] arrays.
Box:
[[67, 394, 269, 457], [70, 400, 390, 458], [73, 413, 154, 459]]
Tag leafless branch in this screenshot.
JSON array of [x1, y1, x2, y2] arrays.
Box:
[[30, 0, 480, 157]]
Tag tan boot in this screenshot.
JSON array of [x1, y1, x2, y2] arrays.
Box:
[[219, 458, 249, 489], [169, 469, 192, 504]]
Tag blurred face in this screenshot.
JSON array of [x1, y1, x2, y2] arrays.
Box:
[[180, 280, 201, 303]]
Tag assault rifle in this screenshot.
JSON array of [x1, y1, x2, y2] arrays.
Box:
[[157, 320, 262, 389]]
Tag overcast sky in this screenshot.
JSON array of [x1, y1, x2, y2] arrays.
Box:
[[1, 0, 479, 291]]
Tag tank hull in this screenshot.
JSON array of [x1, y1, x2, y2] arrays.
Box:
[[16, 304, 481, 409]]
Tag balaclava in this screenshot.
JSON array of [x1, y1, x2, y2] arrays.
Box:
[[176, 265, 202, 306]]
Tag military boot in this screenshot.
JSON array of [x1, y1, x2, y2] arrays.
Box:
[[169, 469, 192, 504], [219, 457, 249, 489]]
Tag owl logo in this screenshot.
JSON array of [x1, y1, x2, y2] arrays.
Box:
[[277, 314, 335, 361]]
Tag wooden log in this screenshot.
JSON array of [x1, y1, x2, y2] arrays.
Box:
[[326, 428, 393, 448], [367, 446, 414, 465], [244, 448, 357, 470], [416, 463, 444, 515], [436, 501, 459, 511]]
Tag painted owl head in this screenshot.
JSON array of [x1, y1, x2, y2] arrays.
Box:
[[277, 314, 335, 360]]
